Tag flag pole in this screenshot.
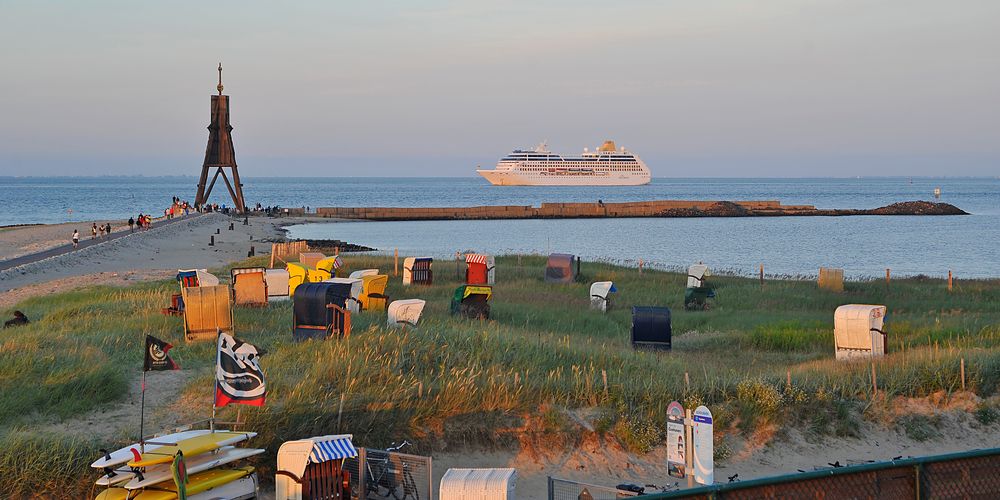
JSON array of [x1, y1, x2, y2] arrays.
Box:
[[211, 329, 220, 432], [140, 370, 147, 453]]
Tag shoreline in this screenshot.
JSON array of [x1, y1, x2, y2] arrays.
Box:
[[309, 200, 967, 221]]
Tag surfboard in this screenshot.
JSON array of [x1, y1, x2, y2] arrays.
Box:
[[91, 429, 213, 469], [127, 431, 256, 468], [124, 447, 264, 490], [132, 467, 256, 500]]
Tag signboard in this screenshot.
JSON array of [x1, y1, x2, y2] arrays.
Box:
[[666, 401, 686, 478], [693, 405, 714, 485]]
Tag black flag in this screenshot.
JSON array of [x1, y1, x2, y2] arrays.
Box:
[[144, 335, 180, 371]]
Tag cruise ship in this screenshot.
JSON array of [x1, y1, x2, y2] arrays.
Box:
[[476, 140, 651, 186]]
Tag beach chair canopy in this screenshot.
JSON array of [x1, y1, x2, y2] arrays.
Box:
[[316, 256, 344, 274], [359, 274, 389, 311], [177, 269, 220, 288], [451, 285, 492, 319], [465, 254, 495, 285], [323, 277, 363, 313], [265, 269, 290, 297], [545, 253, 575, 283], [440, 468, 517, 500], [631, 306, 672, 350], [231, 268, 268, 307], [181, 285, 233, 342], [292, 282, 353, 341], [835, 304, 887, 360], [349, 268, 379, 279], [590, 281, 617, 312], [687, 264, 710, 288], [277, 434, 357, 500], [387, 299, 426, 327], [402, 257, 433, 285], [298, 252, 326, 269]]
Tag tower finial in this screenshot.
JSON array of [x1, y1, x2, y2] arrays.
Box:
[[217, 63, 224, 95]]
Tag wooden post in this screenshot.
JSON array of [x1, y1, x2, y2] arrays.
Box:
[[684, 371, 690, 391], [961, 358, 966, 391], [334, 246, 339, 256], [759, 264, 764, 287], [602, 369, 608, 400], [638, 259, 644, 274], [394, 248, 399, 276], [886, 268, 891, 288], [786, 370, 791, 389], [871, 363, 878, 397], [948, 270, 953, 292], [685, 408, 695, 488]]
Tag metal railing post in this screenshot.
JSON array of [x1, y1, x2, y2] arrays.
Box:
[[547, 476, 555, 500]]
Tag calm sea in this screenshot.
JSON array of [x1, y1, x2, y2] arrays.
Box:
[[3, 176, 997, 278]]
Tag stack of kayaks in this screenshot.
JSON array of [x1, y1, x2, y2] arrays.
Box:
[[92, 429, 263, 500]]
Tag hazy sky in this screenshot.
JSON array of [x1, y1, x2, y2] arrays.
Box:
[[1, 0, 997, 177]]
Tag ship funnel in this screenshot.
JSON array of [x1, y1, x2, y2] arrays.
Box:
[[599, 140, 617, 152]]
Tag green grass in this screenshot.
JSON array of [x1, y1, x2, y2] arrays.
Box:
[[1, 253, 999, 495]]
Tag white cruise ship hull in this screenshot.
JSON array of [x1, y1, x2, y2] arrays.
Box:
[[477, 169, 650, 186]]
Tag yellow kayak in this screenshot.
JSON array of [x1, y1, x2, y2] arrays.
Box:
[[132, 467, 255, 500], [127, 432, 254, 468]]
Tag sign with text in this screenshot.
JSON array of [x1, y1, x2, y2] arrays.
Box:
[[693, 405, 714, 485], [667, 401, 686, 478]]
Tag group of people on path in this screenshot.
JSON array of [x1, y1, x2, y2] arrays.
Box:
[[90, 222, 114, 240], [129, 213, 153, 232]]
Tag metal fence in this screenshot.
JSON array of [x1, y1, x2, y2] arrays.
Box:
[[343, 448, 432, 500], [616, 448, 1000, 500], [549, 477, 640, 500]]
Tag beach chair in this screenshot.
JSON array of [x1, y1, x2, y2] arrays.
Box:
[[298, 252, 326, 269], [265, 269, 290, 299], [465, 254, 495, 285], [402, 257, 433, 285], [631, 306, 671, 351], [834, 305, 887, 361], [292, 282, 354, 341], [287, 263, 308, 296], [323, 277, 363, 313], [590, 281, 617, 312], [545, 253, 576, 283], [359, 274, 389, 311], [276, 434, 358, 500], [451, 285, 492, 319], [307, 266, 331, 283], [387, 299, 426, 328], [349, 268, 379, 279], [819, 267, 845, 292], [231, 267, 268, 307], [181, 285, 234, 342], [684, 264, 716, 311]]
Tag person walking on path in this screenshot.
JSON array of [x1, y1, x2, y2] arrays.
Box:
[[105, 223, 112, 236], [128, 217, 135, 232], [72, 229, 79, 248], [91, 223, 98, 240]]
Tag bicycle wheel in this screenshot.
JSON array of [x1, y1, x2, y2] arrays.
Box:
[[391, 471, 419, 500]]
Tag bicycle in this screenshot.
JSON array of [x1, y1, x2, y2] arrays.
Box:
[[356, 441, 421, 500]]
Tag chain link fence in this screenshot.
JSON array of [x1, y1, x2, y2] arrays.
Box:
[[343, 448, 432, 500], [615, 448, 1000, 500], [549, 477, 640, 500]]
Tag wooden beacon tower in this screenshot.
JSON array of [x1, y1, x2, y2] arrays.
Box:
[[195, 63, 246, 213]]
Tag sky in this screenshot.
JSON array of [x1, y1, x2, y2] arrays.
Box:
[[0, 0, 998, 177]]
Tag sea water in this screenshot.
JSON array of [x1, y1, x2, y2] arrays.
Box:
[[2, 176, 997, 277]]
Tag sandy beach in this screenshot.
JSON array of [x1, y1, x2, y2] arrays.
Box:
[[0, 213, 284, 292]]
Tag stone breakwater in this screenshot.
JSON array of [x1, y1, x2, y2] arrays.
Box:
[[313, 200, 966, 221]]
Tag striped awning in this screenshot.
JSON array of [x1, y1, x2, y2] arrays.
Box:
[[466, 254, 488, 265], [308, 436, 358, 463]]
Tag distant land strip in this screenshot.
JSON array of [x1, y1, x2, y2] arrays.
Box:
[[310, 200, 967, 221]]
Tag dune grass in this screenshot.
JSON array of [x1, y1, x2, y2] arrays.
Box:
[[1, 254, 999, 495]]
